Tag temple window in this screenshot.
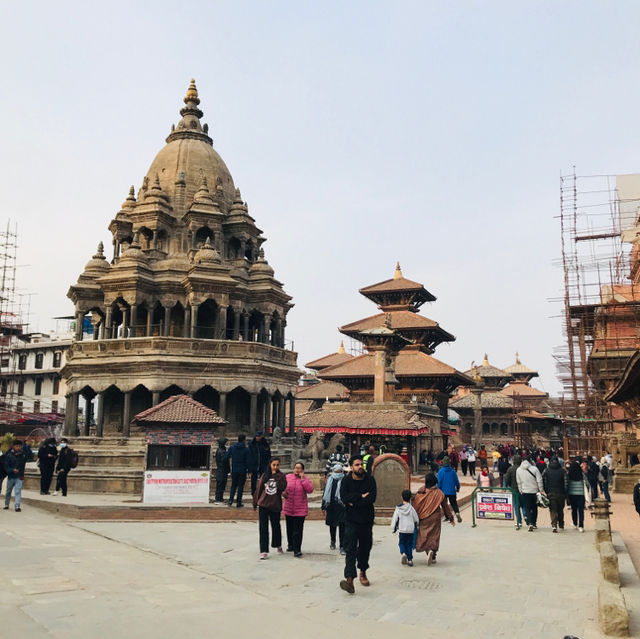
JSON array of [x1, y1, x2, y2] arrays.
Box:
[[228, 237, 241, 259], [18, 354, 26, 370], [53, 352, 62, 368], [35, 378, 42, 395], [139, 227, 153, 250], [194, 226, 214, 248], [35, 353, 44, 369], [18, 380, 24, 395]]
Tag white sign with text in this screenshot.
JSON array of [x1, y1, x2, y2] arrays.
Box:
[[143, 470, 210, 504]]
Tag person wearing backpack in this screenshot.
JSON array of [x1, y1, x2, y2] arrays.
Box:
[[53, 438, 74, 497]]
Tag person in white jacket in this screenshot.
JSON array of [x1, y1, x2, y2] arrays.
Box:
[[516, 458, 545, 532], [391, 489, 419, 566]]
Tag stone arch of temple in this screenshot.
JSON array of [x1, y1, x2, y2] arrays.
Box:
[[63, 80, 299, 437]]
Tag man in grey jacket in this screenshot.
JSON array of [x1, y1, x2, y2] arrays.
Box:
[[516, 457, 544, 532]]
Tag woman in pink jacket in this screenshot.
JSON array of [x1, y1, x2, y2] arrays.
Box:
[[283, 461, 314, 557]]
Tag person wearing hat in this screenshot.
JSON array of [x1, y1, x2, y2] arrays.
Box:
[[436, 456, 462, 523], [214, 437, 230, 503], [249, 430, 272, 496]]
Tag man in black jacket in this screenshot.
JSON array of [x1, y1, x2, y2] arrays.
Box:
[[339, 455, 377, 594], [38, 437, 58, 495], [226, 434, 250, 507], [542, 457, 567, 532], [214, 438, 230, 503], [248, 431, 271, 495], [3, 440, 27, 511], [53, 439, 73, 497]]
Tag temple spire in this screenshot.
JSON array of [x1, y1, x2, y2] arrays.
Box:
[[515, 351, 521, 365], [180, 78, 203, 120], [483, 353, 489, 365], [393, 262, 403, 279], [338, 340, 345, 354]]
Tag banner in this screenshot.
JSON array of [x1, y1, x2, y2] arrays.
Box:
[[476, 491, 514, 520], [143, 470, 210, 504]]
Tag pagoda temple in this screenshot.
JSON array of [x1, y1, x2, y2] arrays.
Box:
[[63, 80, 299, 437], [296, 264, 473, 465]]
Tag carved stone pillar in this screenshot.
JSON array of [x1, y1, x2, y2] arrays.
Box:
[[75, 311, 84, 341], [163, 306, 171, 337], [104, 307, 113, 339], [96, 393, 104, 437], [288, 396, 295, 434], [183, 306, 190, 338], [130, 304, 137, 338], [152, 391, 160, 406], [233, 309, 241, 340], [83, 396, 92, 436], [122, 391, 132, 437], [250, 392, 258, 430], [242, 312, 249, 341], [218, 306, 228, 339], [219, 391, 227, 420], [146, 308, 152, 336], [63, 392, 79, 436], [190, 303, 198, 338]]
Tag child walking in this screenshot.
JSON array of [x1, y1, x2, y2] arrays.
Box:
[[390, 489, 419, 567]]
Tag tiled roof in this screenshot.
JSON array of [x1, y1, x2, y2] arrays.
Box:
[[340, 311, 453, 340], [296, 380, 350, 400], [464, 363, 513, 379], [318, 349, 473, 382], [359, 276, 435, 299], [305, 351, 354, 370], [449, 392, 514, 409], [134, 394, 227, 425], [500, 384, 548, 398], [296, 407, 433, 434]]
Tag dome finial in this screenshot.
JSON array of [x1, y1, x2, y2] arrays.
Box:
[[483, 353, 489, 365], [393, 262, 402, 279], [185, 78, 200, 106], [94, 242, 105, 258], [127, 186, 135, 201], [338, 340, 345, 354], [515, 351, 521, 365]]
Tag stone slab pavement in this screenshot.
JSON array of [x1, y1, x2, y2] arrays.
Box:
[[2, 501, 639, 639]]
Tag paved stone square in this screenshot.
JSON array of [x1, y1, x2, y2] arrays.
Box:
[[2, 502, 639, 638]]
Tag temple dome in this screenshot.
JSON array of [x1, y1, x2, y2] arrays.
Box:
[[143, 80, 235, 214]]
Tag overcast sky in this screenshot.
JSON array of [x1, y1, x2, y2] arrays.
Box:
[[2, 1, 640, 396]]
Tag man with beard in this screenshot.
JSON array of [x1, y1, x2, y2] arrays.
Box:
[[339, 455, 377, 594]]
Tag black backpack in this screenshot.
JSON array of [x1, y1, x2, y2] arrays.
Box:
[[70, 449, 79, 469]]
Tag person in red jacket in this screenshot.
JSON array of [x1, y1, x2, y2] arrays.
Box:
[[283, 461, 314, 557]]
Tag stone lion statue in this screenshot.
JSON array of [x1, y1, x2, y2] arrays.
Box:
[[324, 433, 345, 458], [302, 431, 325, 461]]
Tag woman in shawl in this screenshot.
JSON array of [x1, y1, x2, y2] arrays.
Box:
[[321, 463, 346, 554], [412, 472, 455, 565]]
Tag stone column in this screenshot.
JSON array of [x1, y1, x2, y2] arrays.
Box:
[[218, 306, 228, 339], [146, 308, 152, 337], [190, 303, 198, 338], [104, 307, 113, 339], [218, 391, 227, 420], [242, 312, 249, 341], [152, 230, 158, 249], [233, 309, 241, 340], [130, 304, 137, 338], [83, 396, 92, 436], [63, 392, 79, 436], [96, 393, 104, 437], [288, 396, 295, 434], [75, 311, 84, 341], [279, 395, 286, 429], [250, 392, 258, 430], [264, 394, 271, 430], [152, 391, 160, 406], [262, 314, 272, 344], [120, 304, 128, 338], [122, 390, 132, 437], [183, 306, 190, 338], [163, 306, 171, 337]]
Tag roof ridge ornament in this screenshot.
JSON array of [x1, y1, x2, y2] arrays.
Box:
[[338, 340, 345, 354], [122, 185, 136, 209], [394, 262, 402, 279], [483, 353, 489, 365], [515, 351, 521, 365], [93, 242, 105, 259]]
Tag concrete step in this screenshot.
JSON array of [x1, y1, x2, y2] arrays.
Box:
[[24, 467, 144, 495]]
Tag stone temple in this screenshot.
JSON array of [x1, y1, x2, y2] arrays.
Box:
[[63, 80, 299, 439]]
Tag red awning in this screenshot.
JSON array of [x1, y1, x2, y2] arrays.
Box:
[[300, 426, 430, 437]]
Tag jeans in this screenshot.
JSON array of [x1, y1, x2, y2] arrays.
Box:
[[229, 472, 246, 505], [520, 492, 538, 527], [398, 532, 414, 561], [55, 471, 68, 496], [445, 493, 459, 513], [548, 493, 565, 528], [343, 521, 373, 579], [5, 476, 22, 508], [214, 471, 228, 501], [330, 523, 345, 548], [258, 507, 282, 553], [285, 515, 305, 553], [569, 494, 585, 527]]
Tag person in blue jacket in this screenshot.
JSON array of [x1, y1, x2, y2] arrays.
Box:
[[437, 456, 462, 523], [226, 434, 250, 507]]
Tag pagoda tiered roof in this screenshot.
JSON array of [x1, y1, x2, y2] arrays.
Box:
[[358, 263, 436, 311]]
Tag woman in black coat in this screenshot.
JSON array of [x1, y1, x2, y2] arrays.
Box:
[[37, 438, 58, 495]]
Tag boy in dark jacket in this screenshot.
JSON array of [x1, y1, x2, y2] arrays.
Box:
[[339, 455, 377, 594], [4, 440, 27, 511], [226, 434, 250, 507], [542, 457, 567, 532]]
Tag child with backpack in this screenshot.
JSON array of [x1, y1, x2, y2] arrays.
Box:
[[390, 489, 419, 567]]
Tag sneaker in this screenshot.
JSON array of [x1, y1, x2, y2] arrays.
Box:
[[431, 553, 437, 564], [236, 503, 244, 508], [259, 552, 268, 560], [579, 527, 584, 533], [456, 512, 462, 523], [277, 547, 284, 554], [407, 560, 414, 567], [286, 546, 293, 552], [359, 571, 370, 586], [340, 578, 355, 594], [515, 524, 521, 530], [401, 553, 408, 565], [573, 525, 578, 530], [329, 542, 336, 550], [52, 492, 59, 496], [552, 527, 558, 533], [339, 547, 346, 555], [427, 550, 434, 566], [528, 525, 534, 532], [15, 507, 21, 512], [2, 506, 8, 510], [294, 551, 303, 558]]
